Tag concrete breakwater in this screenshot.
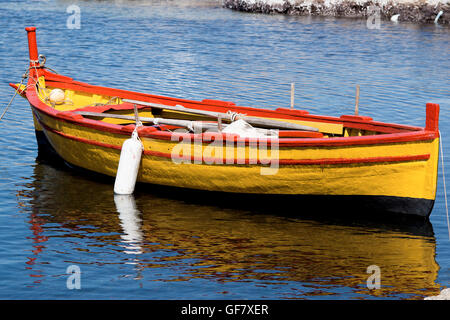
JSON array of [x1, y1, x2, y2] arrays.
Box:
[[223, 0, 449, 24]]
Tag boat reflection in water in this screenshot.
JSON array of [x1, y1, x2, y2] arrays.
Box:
[[17, 159, 442, 299], [114, 194, 144, 256]]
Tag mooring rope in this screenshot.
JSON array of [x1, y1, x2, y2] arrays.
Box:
[[0, 68, 30, 122], [439, 130, 450, 240], [0, 63, 63, 122]]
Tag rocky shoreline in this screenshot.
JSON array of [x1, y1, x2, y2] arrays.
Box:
[[223, 0, 449, 24]]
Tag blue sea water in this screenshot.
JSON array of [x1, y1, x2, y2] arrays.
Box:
[[0, 0, 449, 300]]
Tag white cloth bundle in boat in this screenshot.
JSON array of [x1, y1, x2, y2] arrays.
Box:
[[221, 119, 278, 138]]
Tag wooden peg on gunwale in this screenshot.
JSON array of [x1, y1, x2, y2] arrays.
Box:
[[291, 83, 295, 110], [355, 85, 360, 116]]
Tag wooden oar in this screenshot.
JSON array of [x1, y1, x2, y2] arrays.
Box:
[[122, 99, 319, 132], [76, 111, 216, 130], [76, 111, 284, 137], [75, 111, 275, 136]]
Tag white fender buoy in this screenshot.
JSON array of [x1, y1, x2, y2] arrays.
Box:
[[49, 88, 65, 104], [390, 14, 400, 22], [435, 10, 444, 24], [114, 129, 144, 195]]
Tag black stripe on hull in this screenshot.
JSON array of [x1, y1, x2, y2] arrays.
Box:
[[34, 130, 435, 219], [136, 186, 435, 219]]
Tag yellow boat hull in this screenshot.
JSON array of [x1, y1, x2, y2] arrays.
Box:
[[31, 105, 439, 217]]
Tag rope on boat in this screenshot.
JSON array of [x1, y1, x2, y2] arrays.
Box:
[[226, 110, 246, 122], [37, 54, 59, 75], [0, 60, 62, 122], [0, 60, 50, 122], [0, 68, 30, 122], [85, 96, 120, 108], [439, 130, 450, 240]]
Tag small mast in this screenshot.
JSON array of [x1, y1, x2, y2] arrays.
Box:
[[25, 27, 39, 68]]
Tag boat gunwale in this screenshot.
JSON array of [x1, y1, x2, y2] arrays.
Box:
[[23, 69, 440, 148], [39, 69, 425, 132]]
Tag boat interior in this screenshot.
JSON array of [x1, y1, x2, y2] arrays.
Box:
[[16, 75, 423, 139]]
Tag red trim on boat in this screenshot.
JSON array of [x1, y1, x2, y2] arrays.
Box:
[[142, 152, 430, 166], [145, 129, 438, 147], [277, 154, 430, 165], [42, 122, 122, 151], [426, 103, 440, 132], [278, 131, 324, 138], [41, 68, 424, 133], [26, 70, 439, 149], [25, 27, 39, 67], [32, 102, 439, 148]]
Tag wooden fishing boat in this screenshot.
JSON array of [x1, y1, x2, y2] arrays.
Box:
[[12, 27, 440, 217]]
